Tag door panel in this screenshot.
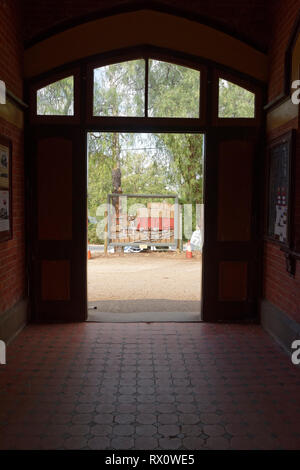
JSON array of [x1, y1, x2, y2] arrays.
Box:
[[219, 261, 248, 301], [41, 260, 71, 301], [29, 126, 87, 322], [202, 127, 262, 322], [37, 138, 73, 240], [217, 140, 253, 241]]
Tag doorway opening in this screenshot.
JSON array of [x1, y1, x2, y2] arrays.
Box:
[[86, 131, 204, 322]]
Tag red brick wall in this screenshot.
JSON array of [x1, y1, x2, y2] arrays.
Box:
[[264, 1, 300, 323], [3, 0, 300, 323], [264, 242, 300, 321], [0, 0, 25, 314], [0, 0, 23, 97], [0, 120, 25, 314], [268, 0, 300, 102], [264, 126, 300, 323]]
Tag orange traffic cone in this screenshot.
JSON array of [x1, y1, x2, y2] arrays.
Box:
[[88, 244, 92, 260], [186, 240, 193, 259]]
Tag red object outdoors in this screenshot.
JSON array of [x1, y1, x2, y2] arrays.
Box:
[[87, 218, 92, 259], [186, 240, 193, 258], [136, 217, 174, 231]]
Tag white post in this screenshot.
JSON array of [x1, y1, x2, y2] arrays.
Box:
[[0, 80, 6, 104], [0, 340, 6, 365]]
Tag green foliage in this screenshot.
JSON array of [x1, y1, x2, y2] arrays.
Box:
[[93, 60, 145, 116], [35, 61, 254, 245], [90, 60, 204, 243], [152, 133, 203, 204], [148, 60, 200, 118], [37, 76, 74, 115], [87, 131, 203, 243], [219, 79, 255, 118]]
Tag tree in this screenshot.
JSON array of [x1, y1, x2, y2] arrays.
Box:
[[93, 60, 145, 117], [36, 59, 254, 244], [37, 76, 74, 115], [148, 59, 200, 118], [87, 132, 176, 243], [88, 60, 204, 242], [218, 79, 255, 118], [148, 60, 204, 234]]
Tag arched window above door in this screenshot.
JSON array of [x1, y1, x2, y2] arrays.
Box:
[[148, 60, 200, 118], [218, 78, 255, 118], [37, 75, 74, 116], [93, 59, 145, 117], [92, 58, 201, 119], [30, 47, 262, 128]]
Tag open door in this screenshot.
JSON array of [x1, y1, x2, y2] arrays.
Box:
[[28, 125, 87, 322], [202, 127, 262, 322]]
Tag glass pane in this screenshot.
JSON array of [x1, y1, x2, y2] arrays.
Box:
[[37, 76, 74, 115], [148, 60, 200, 118], [93, 60, 145, 117], [218, 79, 255, 118]]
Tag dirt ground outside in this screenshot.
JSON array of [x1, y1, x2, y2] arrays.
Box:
[[87, 251, 202, 319]]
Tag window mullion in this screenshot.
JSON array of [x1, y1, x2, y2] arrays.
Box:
[[145, 58, 149, 118]]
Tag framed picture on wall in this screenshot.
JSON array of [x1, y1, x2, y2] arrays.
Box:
[[0, 135, 12, 242], [266, 130, 296, 248]]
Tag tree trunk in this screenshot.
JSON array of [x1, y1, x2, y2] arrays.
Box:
[[112, 166, 123, 252]]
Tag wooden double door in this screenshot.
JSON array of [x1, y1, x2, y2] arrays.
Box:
[[28, 125, 262, 323]]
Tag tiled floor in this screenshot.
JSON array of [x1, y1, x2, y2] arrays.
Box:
[[0, 322, 300, 450]]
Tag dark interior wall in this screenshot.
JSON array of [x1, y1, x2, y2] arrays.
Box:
[[263, 0, 300, 336], [22, 0, 271, 52], [21, 1, 295, 319], [0, 0, 27, 341], [0, 0, 300, 332], [264, 128, 300, 324], [268, 0, 300, 102], [0, 0, 23, 97]]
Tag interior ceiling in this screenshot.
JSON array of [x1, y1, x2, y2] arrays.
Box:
[[21, 0, 275, 52]]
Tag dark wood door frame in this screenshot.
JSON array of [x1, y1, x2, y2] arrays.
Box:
[[85, 128, 206, 322], [26, 46, 265, 323], [202, 126, 264, 322], [28, 125, 87, 322]]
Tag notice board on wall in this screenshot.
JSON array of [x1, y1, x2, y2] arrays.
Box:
[[0, 135, 12, 242], [267, 130, 295, 246]]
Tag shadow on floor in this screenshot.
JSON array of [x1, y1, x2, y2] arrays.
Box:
[[87, 299, 201, 322]]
